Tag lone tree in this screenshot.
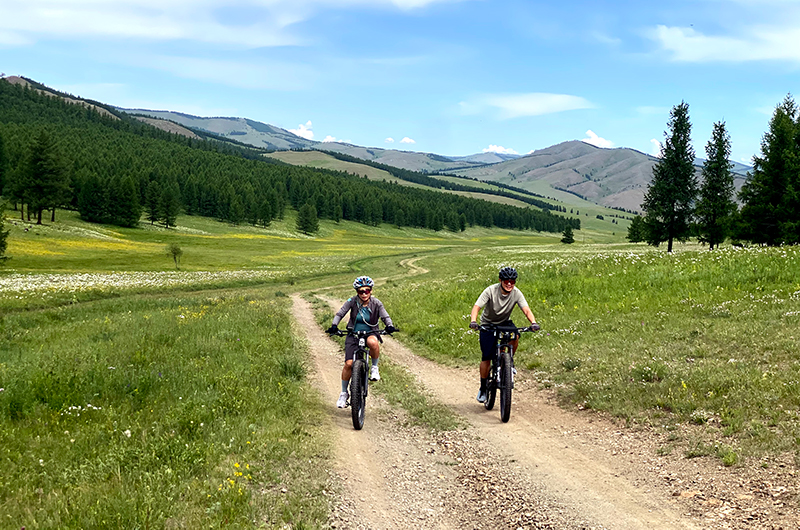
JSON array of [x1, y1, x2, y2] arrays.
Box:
[[296, 203, 319, 234], [560, 225, 575, 244], [167, 243, 183, 270], [738, 95, 800, 245], [0, 201, 9, 260], [696, 121, 737, 249], [642, 101, 698, 252]]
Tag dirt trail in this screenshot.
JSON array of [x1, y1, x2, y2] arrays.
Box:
[[292, 258, 798, 529]]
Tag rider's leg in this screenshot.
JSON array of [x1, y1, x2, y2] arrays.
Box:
[[366, 335, 380, 361], [367, 335, 381, 380], [341, 359, 353, 382]]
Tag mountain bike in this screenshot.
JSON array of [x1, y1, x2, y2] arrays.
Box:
[[478, 324, 535, 423], [329, 328, 397, 430]]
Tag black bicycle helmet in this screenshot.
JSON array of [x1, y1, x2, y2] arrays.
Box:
[[498, 266, 518, 281]]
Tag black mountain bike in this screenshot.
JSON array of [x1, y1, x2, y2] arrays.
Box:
[[329, 328, 397, 430], [478, 324, 535, 423]]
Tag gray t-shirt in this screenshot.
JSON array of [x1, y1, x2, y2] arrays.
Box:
[[475, 283, 529, 325]]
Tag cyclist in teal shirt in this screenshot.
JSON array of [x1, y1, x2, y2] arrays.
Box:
[[328, 276, 396, 408]]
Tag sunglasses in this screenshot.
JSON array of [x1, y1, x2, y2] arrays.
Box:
[[357, 288, 372, 295], [501, 279, 516, 284]]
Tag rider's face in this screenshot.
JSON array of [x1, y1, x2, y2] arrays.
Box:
[[357, 288, 372, 301], [500, 279, 515, 293]]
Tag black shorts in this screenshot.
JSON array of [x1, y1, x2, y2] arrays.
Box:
[[479, 320, 516, 361], [344, 332, 382, 361]]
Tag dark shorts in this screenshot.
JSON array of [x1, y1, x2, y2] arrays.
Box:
[[479, 320, 516, 361], [344, 332, 382, 361]]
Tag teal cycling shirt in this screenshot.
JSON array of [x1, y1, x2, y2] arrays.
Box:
[[353, 306, 373, 332]]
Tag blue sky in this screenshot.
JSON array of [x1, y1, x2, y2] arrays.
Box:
[[1, 0, 798, 163]]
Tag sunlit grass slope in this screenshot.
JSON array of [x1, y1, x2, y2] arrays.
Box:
[[378, 244, 800, 464]]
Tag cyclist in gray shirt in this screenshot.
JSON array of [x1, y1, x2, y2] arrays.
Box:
[[469, 267, 539, 403]]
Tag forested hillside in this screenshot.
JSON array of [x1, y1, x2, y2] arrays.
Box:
[[0, 79, 579, 235]]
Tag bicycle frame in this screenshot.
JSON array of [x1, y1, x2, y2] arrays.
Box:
[[478, 324, 531, 422], [330, 328, 394, 430]]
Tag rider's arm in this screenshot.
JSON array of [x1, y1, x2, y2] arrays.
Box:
[[470, 304, 481, 325], [332, 298, 354, 327], [374, 299, 394, 328], [521, 305, 537, 325]]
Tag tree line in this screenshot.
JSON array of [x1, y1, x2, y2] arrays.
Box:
[[629, 95, 800, 250], [0, 79, 579, 243]]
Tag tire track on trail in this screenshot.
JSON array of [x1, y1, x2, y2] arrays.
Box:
[[307, 287, 699, 529], [291, 294, 597, 529]]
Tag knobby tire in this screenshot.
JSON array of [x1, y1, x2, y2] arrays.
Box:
[[484, 365, 497, 411], [499, 352, 513, 423], [350, 359, 367, 430]]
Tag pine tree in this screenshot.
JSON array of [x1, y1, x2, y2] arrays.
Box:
[[296, 203, 319, 234], [738, 95, 800, 245], [0, 130, 7, 195], [145, 180, 161, 225], [696, 121, 737, 249], [113, 176, 142, 227], [561, 225, 575, 244], [0, 201, 9, 260], [642, 101, 698, 252], [23, 129, 71, 224], [159, 183, 181, 228], [626, 215, 647, 242]]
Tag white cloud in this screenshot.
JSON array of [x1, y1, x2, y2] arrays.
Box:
[[582, 130, 613, 148], [650, 23, 800, 63], [322, 135, 337, 142], [289, 120, 314, 140], [400, 137, 416, 144], [0, 1, 462, 49], [467, 93, 594, 120], [483, 144, 518, 155], [385, 137, 395, 143], [650, 138, 663, 157]]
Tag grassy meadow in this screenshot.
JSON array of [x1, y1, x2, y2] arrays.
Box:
[[2, 206, 799, 527]]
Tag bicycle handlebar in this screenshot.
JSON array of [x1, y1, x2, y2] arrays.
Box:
[[327, 327, 399, 337], [476, 324, 537, 333]]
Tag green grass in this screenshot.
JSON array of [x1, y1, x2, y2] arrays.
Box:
[[377, 244, 800, 463], [3, 201, 799, 530], [0, 286, 330, 528]]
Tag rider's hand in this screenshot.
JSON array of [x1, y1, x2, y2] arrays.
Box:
[[469, 321, 479, 330], [326, 325, 339, 335], [529, 323, 540, 332], [384, 325, 397, 334]]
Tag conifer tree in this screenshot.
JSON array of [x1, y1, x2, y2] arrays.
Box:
[[23, 129, 71, 224], [696, 121, 737, 249], [738, 95, 800, 245], [626, 215, 647, 242], [145, 180, 161, 225], [159, 183, 181, 228], [642, 101, 697, 252], [296, 203, 319, 234], [561, 225, 575, 244], [0, 201, 9, 260]]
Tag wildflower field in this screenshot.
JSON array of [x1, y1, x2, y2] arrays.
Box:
[[3, 206, 799, 527], [379, 244, 800, 464]]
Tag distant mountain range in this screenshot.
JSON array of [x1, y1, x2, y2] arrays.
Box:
[[119, 108, 751, 213], [3, 75, 751, 215]]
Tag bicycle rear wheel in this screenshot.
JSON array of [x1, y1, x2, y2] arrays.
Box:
[[350, 359, 367, 430], [499, 352, 513, 422]]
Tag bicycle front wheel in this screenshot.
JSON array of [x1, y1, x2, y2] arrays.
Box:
[[484, 364, 497, 411], [350, 359, 367, 430], [499, 352, 513, 423]]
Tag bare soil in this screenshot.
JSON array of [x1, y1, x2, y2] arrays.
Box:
[[291, 294, 798, 529]]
